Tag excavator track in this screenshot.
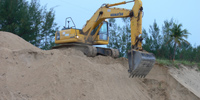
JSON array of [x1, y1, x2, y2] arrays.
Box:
[[52, 43, 119, 58]]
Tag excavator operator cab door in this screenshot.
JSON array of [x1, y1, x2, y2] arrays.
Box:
[[99, 21, 108, 41]]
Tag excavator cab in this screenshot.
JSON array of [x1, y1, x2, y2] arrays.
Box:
[[99, 22, 108, 41], [91, 21, 108, 41]]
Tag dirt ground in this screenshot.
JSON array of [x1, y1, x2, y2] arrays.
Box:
[[0, 31, 199, 100]]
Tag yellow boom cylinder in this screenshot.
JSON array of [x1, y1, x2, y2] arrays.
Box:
[[106, 1, 126, 7]]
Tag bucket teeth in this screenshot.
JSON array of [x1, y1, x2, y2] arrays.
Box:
[[128, 50, 156, 78], [129, 73, 146, 78]]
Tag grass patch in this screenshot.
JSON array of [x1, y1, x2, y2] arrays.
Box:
[[197, 63, 200, 71], [157, 59, 200, 71], [156, 59, 173, 66], [174, 60, 195, 66]]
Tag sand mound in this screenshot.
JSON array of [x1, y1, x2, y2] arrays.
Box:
[[0, 31, 199, 100], [0, 31, 40, 51]]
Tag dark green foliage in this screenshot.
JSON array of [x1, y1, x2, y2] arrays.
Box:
[[0, 0, 58, 49], [146, 20, 162, 57], [108, 18, 199, 64], [107, 18, 119, 49], [108, 18, 131, 57], [166, 22, 190, 61], [197, 63, 200, 71], [142, 19, 199, 63]]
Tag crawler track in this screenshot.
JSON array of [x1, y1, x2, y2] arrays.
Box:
[[52, 43, 119, 58]]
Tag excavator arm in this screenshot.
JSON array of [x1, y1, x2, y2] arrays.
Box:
[[82, 0, 155, 77], [83, 0, 143, 50]]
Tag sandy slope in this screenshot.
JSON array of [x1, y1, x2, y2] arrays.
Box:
[[169, 65, 200, 98], [0, 31, 199, 100], [0, 31, 40, 51], [145, 64, 200, 100]]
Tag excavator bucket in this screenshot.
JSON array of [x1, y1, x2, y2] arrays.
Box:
[[128, 50, 155, 78]]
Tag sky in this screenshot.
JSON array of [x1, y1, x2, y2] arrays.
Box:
[[29, 0, 200, 46]]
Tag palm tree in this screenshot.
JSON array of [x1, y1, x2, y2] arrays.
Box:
[[167, 23, 190, 61]]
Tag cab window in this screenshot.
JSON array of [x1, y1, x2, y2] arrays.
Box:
[[99, 22, 108, 40]]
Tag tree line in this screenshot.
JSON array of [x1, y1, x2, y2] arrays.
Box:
[[108, 18, 200, 62]]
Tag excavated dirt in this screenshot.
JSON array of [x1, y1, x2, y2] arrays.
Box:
[[0, 31, 200, 100]]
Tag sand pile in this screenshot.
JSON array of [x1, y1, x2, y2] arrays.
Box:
[[0, 32, 40, 51], [0, 31, 199, 100]]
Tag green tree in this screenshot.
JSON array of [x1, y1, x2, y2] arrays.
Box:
[[107, 18, 119, 49], [142, 28, 153, 53], [166, 23, 190, 61], [0, 0, 58, 49], [121, 18, 131, 57], [148, 20, 161, 57], [107, 18, 131, 57], [40, 8, 58, 50], [195, 46, 200, 62], [160, 19, 175, 59]]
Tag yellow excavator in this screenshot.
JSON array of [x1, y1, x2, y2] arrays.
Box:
[[53, 0, 155, 78]]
